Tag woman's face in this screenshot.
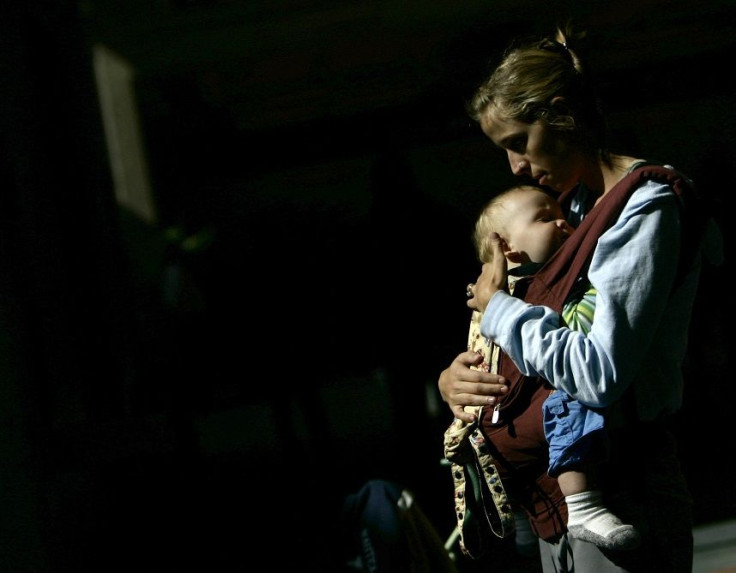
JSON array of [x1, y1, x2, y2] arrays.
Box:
[[480, 107, 584, 194]]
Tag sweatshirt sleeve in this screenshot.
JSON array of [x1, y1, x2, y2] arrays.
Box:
[[481, 181, 682, 408]]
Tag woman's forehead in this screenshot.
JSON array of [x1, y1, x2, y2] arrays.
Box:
[[481, 109, 531, 144]]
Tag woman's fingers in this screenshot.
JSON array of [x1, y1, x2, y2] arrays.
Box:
[[439, 350, 509, 424], [471, 233, 509, 311]]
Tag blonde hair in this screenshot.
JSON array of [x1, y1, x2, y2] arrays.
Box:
[[467, 24, 608, 156], [473, 185, 542, 263]]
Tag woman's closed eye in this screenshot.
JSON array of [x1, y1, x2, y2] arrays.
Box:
[[506, 137, 526, 153]]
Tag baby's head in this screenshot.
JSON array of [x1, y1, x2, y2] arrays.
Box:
[[473, 185, 574, 267]]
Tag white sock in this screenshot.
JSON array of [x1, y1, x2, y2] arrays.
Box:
[[565, 490, 641, 551]]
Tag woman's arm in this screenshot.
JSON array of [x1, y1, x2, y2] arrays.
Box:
[[482, 181, 683, 408]]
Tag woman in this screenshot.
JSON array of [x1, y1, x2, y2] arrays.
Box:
[[438, 25, 722, 572]]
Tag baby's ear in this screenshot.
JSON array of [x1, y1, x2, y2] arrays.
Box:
[[499, 237, 521, 263], [505, 250, 524, 264]]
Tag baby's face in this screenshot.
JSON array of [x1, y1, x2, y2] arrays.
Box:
[[502, 189, 574, 265]]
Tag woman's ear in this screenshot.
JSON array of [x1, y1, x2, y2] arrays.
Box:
[[547, 96, 576, 129], [550, 96, 568, 112]]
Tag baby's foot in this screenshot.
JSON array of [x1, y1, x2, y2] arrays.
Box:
[[566, 491, 642, 551], [568, 521, 641, 551]]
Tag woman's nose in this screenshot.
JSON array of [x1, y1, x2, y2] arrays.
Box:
[[510, 155, 529, 175]]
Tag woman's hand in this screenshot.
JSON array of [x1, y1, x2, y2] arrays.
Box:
[[438, 350, 508, 423], [467, 232, 508, 313]]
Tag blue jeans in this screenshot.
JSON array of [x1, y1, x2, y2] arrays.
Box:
[[543, 390, 607, 477]]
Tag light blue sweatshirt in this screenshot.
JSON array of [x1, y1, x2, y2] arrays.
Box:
[[481, 178, 722, 421]]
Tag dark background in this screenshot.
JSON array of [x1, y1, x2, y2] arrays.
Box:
[[1, 1, 734, 571]]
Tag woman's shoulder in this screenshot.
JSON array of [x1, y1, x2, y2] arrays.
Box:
[[623, 156, 649, 174], [625, 157, 682, 175], [621, 158, 696, 202], [625, 158, 692, 183]]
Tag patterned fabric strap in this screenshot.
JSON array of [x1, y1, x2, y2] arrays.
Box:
[[442, 310, 515, 558]]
